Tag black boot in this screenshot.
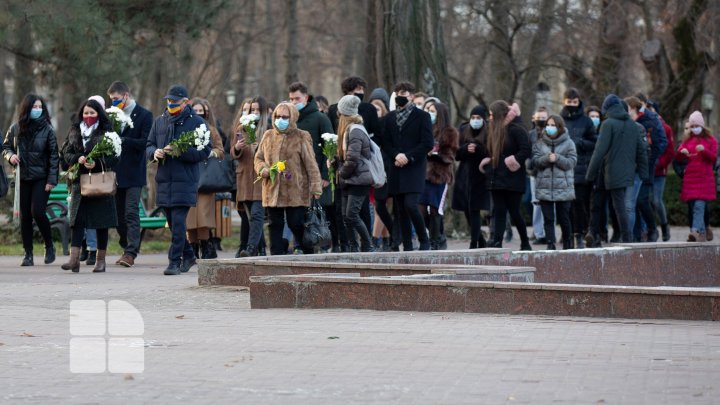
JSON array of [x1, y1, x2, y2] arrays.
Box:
[[661, 224, 670, 242], [382, 237, 392, 252], [478, 233, 487, 248], [469, 240, 478, 249], [200, 240, 210, 259], [205, 239, 218, 259], [192, 243, 200, 259], [21, 251, 33, 266], [547, 242, 556, 250], [575, 234, 585, 249], [44, 244, 56, 264], [79, 241, 89, 262], [86, 250, 97, 266], [239, 244, 257, 258], [562, 238, 573, 250]]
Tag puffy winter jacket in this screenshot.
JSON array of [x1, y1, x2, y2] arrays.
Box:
[[675, 134, 718, 202], [3, 121, 59, 185], [532, 130, 577, 201], [338, 125, 374, 187]]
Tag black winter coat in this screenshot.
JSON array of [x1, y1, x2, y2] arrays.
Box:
[[3, 121, 59, 185], [115, 103, 153, 188], [452, 122, 490, 212], [485, 117, 531, 193], [297, 96, 333, 204], [145, 106, 212, 208], [561, 103, 596, 184], [379, 106, 434, 195], [61, 124, 119, 229]]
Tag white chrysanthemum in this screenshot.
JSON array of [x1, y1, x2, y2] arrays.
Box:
[[321, 133, 338, 143]]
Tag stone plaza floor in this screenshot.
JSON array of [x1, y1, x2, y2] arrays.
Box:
[[1, 245, 719, 404]]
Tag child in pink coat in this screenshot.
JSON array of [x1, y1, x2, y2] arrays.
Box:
[[675, 111, 718, 242]]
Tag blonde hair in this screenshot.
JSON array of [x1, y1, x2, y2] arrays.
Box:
[[337, 114, 363, 160]]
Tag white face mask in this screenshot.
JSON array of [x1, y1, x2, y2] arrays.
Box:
[[691, 127, 703, 136]]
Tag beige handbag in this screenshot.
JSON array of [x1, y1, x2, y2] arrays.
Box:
[[80, 162, 117, 197]]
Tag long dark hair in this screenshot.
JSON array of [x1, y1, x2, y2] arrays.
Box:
[[487, 100, 510, 167], [69, 99, 111, 144], [431, 102, 451, 136], [18, 94, 51, 135]]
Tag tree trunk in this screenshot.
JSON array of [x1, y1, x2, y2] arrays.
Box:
[[486, 1, 514, 102], [13, 28, 34, 111], [285, 0, 300, 85], [264, 0, 280, 100], [592, 0, 628, 97]]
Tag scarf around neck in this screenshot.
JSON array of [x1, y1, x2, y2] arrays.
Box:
[[80, 122, 98, 147], [396, 104, 414, 129]]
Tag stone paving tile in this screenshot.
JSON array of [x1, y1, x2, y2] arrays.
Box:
[[0, 251, 719, 404]]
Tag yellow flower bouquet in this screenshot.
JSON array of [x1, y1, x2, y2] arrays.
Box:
[[256, 160, 290, 184]]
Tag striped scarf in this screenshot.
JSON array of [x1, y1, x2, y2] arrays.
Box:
[[395, 104, 414, 129]]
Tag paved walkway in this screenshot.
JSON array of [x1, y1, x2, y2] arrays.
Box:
[[1, 247, 719, 404]]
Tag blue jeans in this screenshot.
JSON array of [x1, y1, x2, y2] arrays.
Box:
[[625, 175, 642, 233], [163, 207, 194, 265], [85, 229, 97, 251], [530, 177, 546, 238], [652, 176, 668, 225], [691, 200, 707, 233]]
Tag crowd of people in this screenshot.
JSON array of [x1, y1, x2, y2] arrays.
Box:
[[2, 77, 718, 275]]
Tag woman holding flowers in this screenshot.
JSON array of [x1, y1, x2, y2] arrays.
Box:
[[188, 98, 225, 259], [3, 94, 59, 267], [254, 102, 322, 255], [231, 96, 270, 257], [336, 95, 375, 252], [59, 98, 118, 273]]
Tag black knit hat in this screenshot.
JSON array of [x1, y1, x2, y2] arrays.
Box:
[[470, 105, 487, 119]]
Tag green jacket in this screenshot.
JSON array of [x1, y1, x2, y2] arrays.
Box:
[[586, 104, 648, 190]]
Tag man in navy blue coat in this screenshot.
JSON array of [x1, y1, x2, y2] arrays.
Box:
[[379, 81, 434, 251], [107, 81, 153, 268], [146, 85, 211, 275]]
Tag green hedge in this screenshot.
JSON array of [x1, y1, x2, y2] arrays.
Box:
[[663, 172, 720, 227]]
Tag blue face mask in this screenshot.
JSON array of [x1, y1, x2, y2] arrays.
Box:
[[295, 102, 305, 111], [429, 112, 437, 124], [546, 126, 558, 136], [30, 108, 43, 120], [275, 118, 290, 132], [469, 119, 484, 130], [591, 117, 600, 128]]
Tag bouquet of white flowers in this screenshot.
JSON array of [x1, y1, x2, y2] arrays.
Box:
[[63, 131, 122, 181], [149, 124, 211, 166], [239, 113, 258, 143], [106, 106, 134, 134], [320, 133, 339, 198]]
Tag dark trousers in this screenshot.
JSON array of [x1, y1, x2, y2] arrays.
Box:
[[633, 183, 656, 240], [374, 196, 399, 247], [360, 195, 372, 236], [490, 190, 528, 244], [237, 208, 249, 251], [571, 183, 592, 235], [342, 188, 372, 251], [267, 206, 312, 255], [115, 186, 141, 257], [332, 186, 348, 249], [464, 209, 483, 244], [163, 206, 194, 265], [242, 200, 266, 250], [72, 226, 108, 250], [20, 179, 53, 252], [393, 192, 429, 250], [591, 187, 630, 242], [540, 201, 572, 244]]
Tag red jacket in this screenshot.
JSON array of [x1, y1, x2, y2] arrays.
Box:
[[655, 119, 674, 177], [675, 134, 718, 202]]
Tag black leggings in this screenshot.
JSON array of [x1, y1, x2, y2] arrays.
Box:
[[464, 209, 483, 244], [490, 190, 528, 244], [20, 180, 53, 251], [72, 227, 108, 250]]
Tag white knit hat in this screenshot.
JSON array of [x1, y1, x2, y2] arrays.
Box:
[[88, 95, 106, 109]]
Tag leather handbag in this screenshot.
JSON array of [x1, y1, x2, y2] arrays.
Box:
[[80, 162, 117, 197], [302, 199, 332, 249], [198, 156, 235, 193]]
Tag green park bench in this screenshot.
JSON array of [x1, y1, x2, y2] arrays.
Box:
[[43, 183, 167, 254]]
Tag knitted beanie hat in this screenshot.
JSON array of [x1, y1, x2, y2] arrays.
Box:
[[688, 110, 705, 128], [338, 94, 361, 116]]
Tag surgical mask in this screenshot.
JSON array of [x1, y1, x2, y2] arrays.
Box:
[[83, 116, 99, 127], [591, 117, 600, 128], [395, 96, 409, 108], [275, 118, 289, 132], [295, 102, 305, 111], [354, 93, 364, 102], [30, 108, 43, 120], [167, 102, 183, 115], [429, 112, 437, 124], [469, 119, 484, 130], [546, 126, 558, 137], [691, 127, 703, 136]]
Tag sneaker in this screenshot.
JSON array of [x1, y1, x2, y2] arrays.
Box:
[[688, 231, 706, 242], [181, 257, 197, 273], [163, 263, 182, 276], [44, 245, 56, 264], [117, 254, 135, 268], [292, 248, 303, 255]]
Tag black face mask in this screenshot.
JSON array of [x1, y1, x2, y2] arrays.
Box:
[[395, 96, 409, 108], [354, 93, 364, 102], [565, 105, 580, 115], [535, 120, 547, 128]]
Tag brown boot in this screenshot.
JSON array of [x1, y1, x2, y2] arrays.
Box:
[[93, 250, 106, 273], [61, 247, 81, 273]]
